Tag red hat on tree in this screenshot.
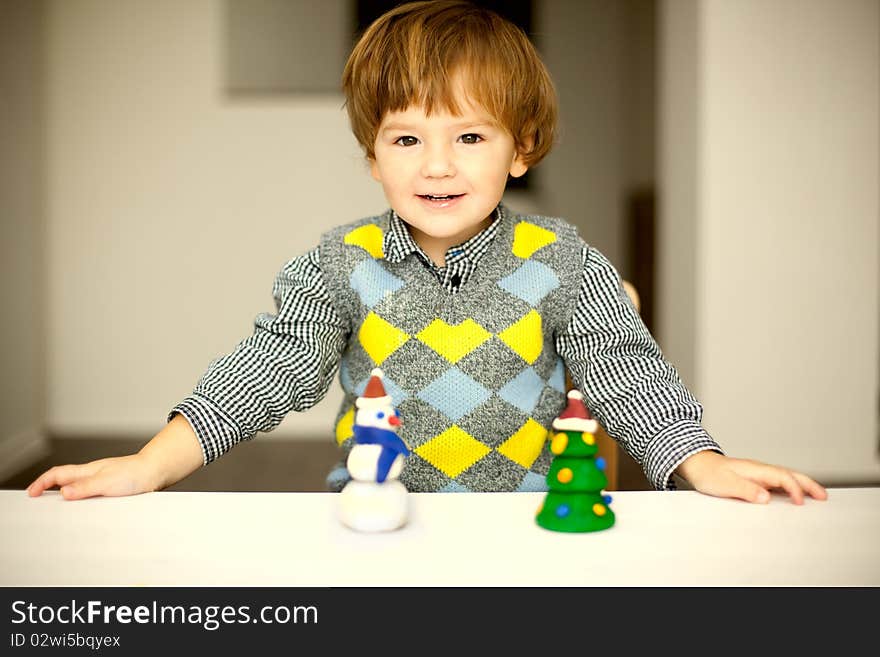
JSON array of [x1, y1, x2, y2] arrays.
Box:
[[553, 389, 599, 433]]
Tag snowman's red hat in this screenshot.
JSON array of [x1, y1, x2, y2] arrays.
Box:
[[553, 389, 599, 433], [355, 368, 392, 408]]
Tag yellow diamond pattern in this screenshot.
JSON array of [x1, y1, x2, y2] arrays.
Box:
[[415, 426, 490, 478], [497, 418, 548, 468], [359, 312, 410, 364], [335, 406, 355, 446], [498, 310, 543, 364], [512, 221, 556, 258], [415, 318, 491, 363], [344, 224, 385, 258]]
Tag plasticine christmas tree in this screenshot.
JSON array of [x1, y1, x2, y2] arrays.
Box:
[[536, 389, 615, 532]]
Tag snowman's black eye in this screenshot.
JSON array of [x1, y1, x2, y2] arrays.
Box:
[[376, 411, 384, 419]]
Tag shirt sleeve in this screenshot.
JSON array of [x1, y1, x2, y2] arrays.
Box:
[[168, 247, 349, 465], [555, 244, 723, 490]]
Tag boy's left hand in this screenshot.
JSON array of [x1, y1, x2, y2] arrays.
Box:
[[675, 451, 828, 504]]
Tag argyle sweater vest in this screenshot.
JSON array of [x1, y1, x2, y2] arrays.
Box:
[[319, 209, 583, 492]]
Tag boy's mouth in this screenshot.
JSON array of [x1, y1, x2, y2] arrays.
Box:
[[417, 194, 464, 201], [417, 193, 465, 209]]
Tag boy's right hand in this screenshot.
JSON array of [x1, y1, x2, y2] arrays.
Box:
[[26, 454, 162, 500], [26, 415, 204, 501]]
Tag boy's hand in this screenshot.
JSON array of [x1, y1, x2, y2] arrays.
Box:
[[27, 415, 203, 501], [675, 451, 828, 505], [26, 454, 162, 501]]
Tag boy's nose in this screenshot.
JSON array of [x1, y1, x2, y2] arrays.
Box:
[[420, 144, 456, 178]]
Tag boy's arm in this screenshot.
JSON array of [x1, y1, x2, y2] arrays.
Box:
[[28, 248, 349, 499], [557, 244, 826, 504], [170, 247, 349, 465], [556, 244, 722, 491]]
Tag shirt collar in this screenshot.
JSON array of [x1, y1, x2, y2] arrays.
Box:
[[383, 204, 506, 266]]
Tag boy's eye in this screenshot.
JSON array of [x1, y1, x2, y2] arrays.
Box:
[[394, 136, 418, 147], [459, 133, 483, 144]]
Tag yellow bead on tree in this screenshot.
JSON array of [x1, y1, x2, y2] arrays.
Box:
[[550, 433, 569, 455], [557, 468, 573, 484], [582, 432, 595, 445], [593, 503, 606, 516]]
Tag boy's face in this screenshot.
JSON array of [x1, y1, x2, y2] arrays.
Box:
[[370, 89, 528, 261]]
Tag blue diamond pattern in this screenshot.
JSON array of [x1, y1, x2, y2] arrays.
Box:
[[497, 260, 560, 306], [439, 481, 472, 492], [549, 358, 566, 393], [498, 367, 544, 414], [516, 471, 548, 492], [325, 466, 350, 490], [354, 373, 408, 406], [349, 259, 405, 308], [339, 359, 354, 391], [417, 368, 491, 421]]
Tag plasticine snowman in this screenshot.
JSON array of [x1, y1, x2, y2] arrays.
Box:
[[338, 368, 411, 532]]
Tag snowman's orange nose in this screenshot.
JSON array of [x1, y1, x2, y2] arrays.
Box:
[[389, 415, 401, 427]]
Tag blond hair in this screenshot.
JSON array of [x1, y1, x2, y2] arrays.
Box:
[[342, 0, 558, 167]]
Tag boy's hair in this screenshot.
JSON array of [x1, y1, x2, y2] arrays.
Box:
[[342, 0, 558, 168]]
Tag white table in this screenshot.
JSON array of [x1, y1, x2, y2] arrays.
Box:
[[2, 488, 877, 586]]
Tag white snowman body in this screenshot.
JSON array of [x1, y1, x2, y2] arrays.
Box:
[[338, 369, 409, 532], [338, 480, 408, 532], [347, 444, 404, 482]]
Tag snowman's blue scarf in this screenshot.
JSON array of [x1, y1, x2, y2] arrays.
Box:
[[352, 424, 410, 484]]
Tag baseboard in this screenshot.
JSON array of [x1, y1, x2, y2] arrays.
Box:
[[0, 427, 50, 482]]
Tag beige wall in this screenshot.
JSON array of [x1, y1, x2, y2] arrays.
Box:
[[541, 0, 656, 283], [540, 0, 626, 270], [657, 0, 699, 392], [659, 0, 880, 481], [45, 0, 376, 438], [0, 1, 50, 480]]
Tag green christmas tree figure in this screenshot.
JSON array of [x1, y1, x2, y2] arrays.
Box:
[[536, 389, 615, 532]]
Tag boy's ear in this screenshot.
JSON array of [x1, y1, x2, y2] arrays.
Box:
[[509, 152, 528, 179], [369, 158, 381, 182], [509, 138, 533, 178]]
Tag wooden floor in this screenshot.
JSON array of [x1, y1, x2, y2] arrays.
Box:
[[0, 436, 654, 493]]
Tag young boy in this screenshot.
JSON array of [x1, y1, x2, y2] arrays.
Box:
[[28, 0, 825, 504]]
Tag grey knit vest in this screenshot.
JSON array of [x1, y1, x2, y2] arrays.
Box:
[[319, 206, 583, 492]]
